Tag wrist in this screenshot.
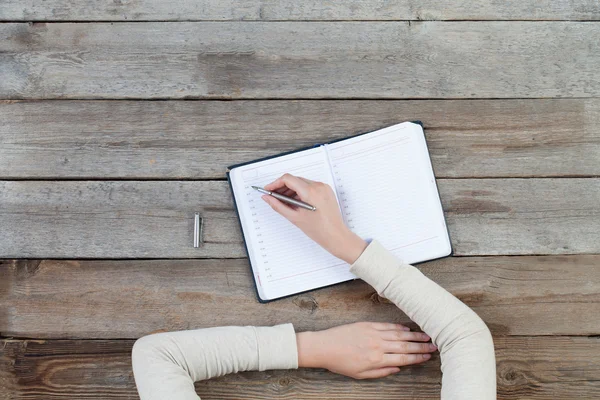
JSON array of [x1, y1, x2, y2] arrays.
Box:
[[296, 331, 324, 368], [332, 231, 368, 264]]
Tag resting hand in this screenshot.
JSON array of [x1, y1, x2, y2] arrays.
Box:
[[262, 173, 367, 264], [296, 322, 436, 379]]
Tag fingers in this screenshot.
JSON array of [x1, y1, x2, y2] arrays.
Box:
[[370, 322, 410, 332], [382, 341, 437, 354], [357, 367, 400, 379], [262, 195, 296, 220], [264, 174, 310, 198], [279, 188, 298, 199], [263, 176, 287, 191], [382, 353, 432, 367], [379, 330, 431, 342]]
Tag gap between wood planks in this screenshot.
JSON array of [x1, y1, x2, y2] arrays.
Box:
[[2, 335, 599, 341], [4, 96, 600, 101], [2, 19, 598, 22], [3, 96, 600, 100], [1, 18, 600, 22], [3, 176, 600, 181]]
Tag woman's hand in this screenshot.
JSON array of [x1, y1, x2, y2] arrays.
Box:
[[296, 322, 436, 379], [262, 174, 368, 264]]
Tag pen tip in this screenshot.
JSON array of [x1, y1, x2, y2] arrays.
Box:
[[251, 186, 260, 190]]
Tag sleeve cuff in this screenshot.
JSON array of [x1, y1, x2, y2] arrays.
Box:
[[254, 323, 298, 371], [349, 239, 407, 293]]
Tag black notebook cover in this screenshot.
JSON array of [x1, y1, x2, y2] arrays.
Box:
[[226, 121, 453, 303]]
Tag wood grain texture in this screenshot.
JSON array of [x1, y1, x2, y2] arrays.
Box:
[[2, 99, 599, 179], [1, 337, 599, 399], [1, 179, 599, 258], [2, 22, 599, 99], [1, 255, 599, 338], [2, 0, 600, 21], [0, 181, 243, 259], [440, 178, 600, 256]]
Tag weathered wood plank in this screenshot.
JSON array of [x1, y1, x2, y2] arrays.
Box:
[[1, 337, 599, 399], [441, 178, 600, 256], [2, 0, 600, 21], [1, 179, 598, 258], [1, 255, 599, 338], [1, 22, 599, 99], [2, 99, 599, 179], [0, 181, 243, 259]]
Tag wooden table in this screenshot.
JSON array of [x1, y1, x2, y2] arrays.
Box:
[[1, 1, 599, 398]]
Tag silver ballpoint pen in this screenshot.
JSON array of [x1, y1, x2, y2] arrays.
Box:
[[252, 186, 317, 211]]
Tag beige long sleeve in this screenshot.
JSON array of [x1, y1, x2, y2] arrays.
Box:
[[132, 324, 298, 400], [132, 240, 496, 399], [350, 240, 496, 399]]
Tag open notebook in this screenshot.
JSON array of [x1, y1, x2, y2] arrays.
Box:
[[227, 122, 452, 302]]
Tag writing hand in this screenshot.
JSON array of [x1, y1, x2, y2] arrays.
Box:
[[262, 173, 367, 264]]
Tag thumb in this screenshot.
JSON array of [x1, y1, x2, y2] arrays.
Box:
[[262, 195, 296, 221], [265, 173, 310, 199]]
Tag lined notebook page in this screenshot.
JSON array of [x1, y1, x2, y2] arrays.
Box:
[[325, 122, 451, 264], [230, 147, 355, 301]]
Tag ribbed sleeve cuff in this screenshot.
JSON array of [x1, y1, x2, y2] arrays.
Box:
[[254, 323, 298, 371], [349, 240, 406, 292]]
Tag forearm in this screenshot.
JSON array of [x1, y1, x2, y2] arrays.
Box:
[[132, 324, 298, 400], [350, 240, 496, 399]]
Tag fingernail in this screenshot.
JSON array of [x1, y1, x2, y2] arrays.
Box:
[[429, 343, 438, 350], [401, 326, 410, 331], [422, 354, 431, 359]]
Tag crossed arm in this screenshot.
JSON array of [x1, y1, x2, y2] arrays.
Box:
[[132, 174, 496, 399]]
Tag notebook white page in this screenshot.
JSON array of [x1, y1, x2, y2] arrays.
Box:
[[230, 146, 354, 301], [230, 122, 451, 301], [325, 122, 451, 264]]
